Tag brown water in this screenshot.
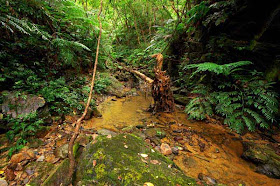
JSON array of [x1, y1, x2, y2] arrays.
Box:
[[84, 92, 280, 186]]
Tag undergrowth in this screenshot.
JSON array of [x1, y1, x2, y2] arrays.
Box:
[[184, 61, 279, 133]]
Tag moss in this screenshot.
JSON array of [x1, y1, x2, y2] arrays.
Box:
[[42, 159, 70, 186], [27, 162, 55, 186], [73, 142, 79, 158], [76, 134, 197, 186]]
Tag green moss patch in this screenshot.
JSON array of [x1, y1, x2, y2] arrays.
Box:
[[76, 134, 197, 186]]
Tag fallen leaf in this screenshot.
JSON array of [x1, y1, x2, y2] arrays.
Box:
[[92, 160, 97, 167], [141, 158, 148, 164], [144, 182, 154, 186], [168, 164, 172, 168], [107, 134, 112, 139], [123, 135, 127, 138], [118, 176, 122, 180], [150, 160, 160, 165], [124, 145, 128, 149], [140, 154, 148, 158]]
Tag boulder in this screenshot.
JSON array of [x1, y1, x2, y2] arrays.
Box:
[[1, 91, 45, 118], [242, 142, 280, 178], [105, 74, 126, 98], [76, 134, 197, 185]]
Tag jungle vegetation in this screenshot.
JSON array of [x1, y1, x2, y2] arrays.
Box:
[[0, 0, 279, 158]]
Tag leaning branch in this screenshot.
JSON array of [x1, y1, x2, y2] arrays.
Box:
[[122, 66, 154, 84], [68, 0, 103, 181]]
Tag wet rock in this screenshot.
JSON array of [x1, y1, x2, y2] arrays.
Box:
[[1, 91, 45, 118], [171, 147, 179, 155], [97, 129, 117, 137], [160, 143, 172, 155], [144, 128, 166, 139], [55, 144, 68, 159], [121, 126, 135, 133], [0, 179, 8, 186], [76, 134, 196, 185], [242, 142, 280, 178], [198, 173, 217, 185]]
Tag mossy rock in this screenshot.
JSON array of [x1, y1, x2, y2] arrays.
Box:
[[242, 142, 280, 178], [26, 162, 55, 185], [76, 134, 197, 186], [98, 72, 126, 98], [27, 159, 70, 186], [41, 159, 70, 186]]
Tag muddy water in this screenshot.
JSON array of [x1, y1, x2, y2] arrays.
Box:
[[84, 92, 280, 186]]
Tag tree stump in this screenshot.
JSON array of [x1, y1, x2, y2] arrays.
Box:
[[151, 54, 175, 112]]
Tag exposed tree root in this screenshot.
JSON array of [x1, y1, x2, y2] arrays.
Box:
[[151, 53, 175, 112], [121, 53, 175, 112]]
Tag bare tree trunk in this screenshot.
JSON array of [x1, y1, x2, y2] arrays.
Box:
[[67, 0, 103, 182]]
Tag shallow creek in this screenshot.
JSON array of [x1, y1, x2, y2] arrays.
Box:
[[84, 92, 280, 186]]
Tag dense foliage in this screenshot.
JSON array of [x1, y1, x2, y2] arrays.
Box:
[[184, 62, 279, 133], [0, 0, 279, 156]]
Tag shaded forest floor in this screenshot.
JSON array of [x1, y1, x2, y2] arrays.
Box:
[[0, 79, 280, 185]]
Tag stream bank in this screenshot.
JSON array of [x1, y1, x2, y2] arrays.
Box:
[[1, 86, 280, 185]]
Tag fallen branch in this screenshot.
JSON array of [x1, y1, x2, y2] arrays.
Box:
[[122, 66, 154, 84], [67, 0, 103, 182]]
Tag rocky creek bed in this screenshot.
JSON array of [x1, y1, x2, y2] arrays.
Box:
[[0, 91, 280, 186]]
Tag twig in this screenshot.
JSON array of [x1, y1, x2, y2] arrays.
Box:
[[67, 0, 103, 182]]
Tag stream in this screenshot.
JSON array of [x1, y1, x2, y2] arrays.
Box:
[[83, 91, 280, 186]]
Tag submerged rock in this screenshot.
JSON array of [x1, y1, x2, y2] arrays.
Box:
[[242, 142, 280, 178], [76, 134, 197, 185]]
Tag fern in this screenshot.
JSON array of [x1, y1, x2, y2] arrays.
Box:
[[185, 61, 279, 133], [186, 61, 252, 77]]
